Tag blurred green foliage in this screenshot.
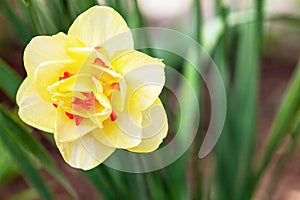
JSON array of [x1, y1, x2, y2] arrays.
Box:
[[0, 0, 299, 199]]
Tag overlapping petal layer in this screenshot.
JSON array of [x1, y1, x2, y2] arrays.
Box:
[[56, 133, 115, 170], [68, 6, 133, 58], [17, 79, 57, 132]]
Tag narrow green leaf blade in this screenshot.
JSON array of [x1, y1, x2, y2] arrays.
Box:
[[0, 107, 78, 199], [66, 0, 98, 21], [0, 58, 22, 100], [84, 168, 114, 200], [8, 188, 38, 200], [0, 0, 33, 44], [256, 59, 300, 183], [0, 119, 52, 200], [0, 139, 19, 186]]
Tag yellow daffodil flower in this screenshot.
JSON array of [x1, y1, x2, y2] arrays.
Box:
[[16, 6, 168, 170]]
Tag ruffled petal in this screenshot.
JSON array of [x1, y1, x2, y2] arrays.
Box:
[[127, 98, 168, 152], [88, 92, 112, 127], [24, 33, 83, 79], [48, 74, 98, 96], [91, 128, 114, 147], [110, 77, 127, 112], [68, 6, 133, 57], [48, 74, 112, 123], [54, 107, 97, 143], [34, 60, 79, 101], [16, 78, 31, 106], [111, 50, 165, 110], [56, 133, 115, 170], [67, 47, 112, 69], [101, 113, 142, 148], [17, 80, 56, 132]]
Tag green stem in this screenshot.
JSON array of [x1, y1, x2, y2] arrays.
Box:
[[195, 0, 203, 43], [189, 0, 203, 199], [256, 0, 264, 52]]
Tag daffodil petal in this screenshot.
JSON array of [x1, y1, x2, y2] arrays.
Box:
[[112, 50, 165, 110], [68, 47, 112, 68], [48, 74, 97, 96], [24, 32, 75, 79], [17, 81, 56, 132], [56, 133, 115, 170], [91, 128, 114, 147], [66, 48, 122, 84], [111, 77, 127, 112], [16, 77, 31, 106], [88, 92, 112, 127], [102, 115, 142, 148], [34, 60, 78, 101], [68, 6, 133, 57], [127, 98, 168, 152], [54, 107, 97, 143], [95, 88, 142, 149], [111, 50, 165, 74]]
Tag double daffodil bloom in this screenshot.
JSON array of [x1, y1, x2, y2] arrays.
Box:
[[16, 6, 168, 170]]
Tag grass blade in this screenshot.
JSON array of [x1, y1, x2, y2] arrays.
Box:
[[8, 188, 38, 200], [0, 58, 22, 100], [253, 60, 300, 192], [0, 0, 34, 44], [0, 107, 78, 199], [233, 21, 259, 200], [65, 0, 98, 21], [0, 117, 52, 200], [0, 139, 19, 186], [264, 105, 300, 199], [214, 0, 262, 199], [23, 0, 59, 35], [84, 167, 114, 199]]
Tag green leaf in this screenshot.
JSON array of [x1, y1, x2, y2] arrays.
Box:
[[23, 0, 59, 35], [0, 139, 19, 186], [232, 21, 260, 200], [0, 115, 52, 200], [203, 9, 256, 53], [8, 188, 38, 200], [43, 0, 70, 32], [0, 106, 78, 199], [0, 0, 34, 44], [65, 0, 98, 21], [84, 167, 114, 199], [255, 59, 300, 187], [213, 1, 263, 199], [263, 101, 300, 199], [0, 58, 22, 100], [85, 166, 130, 199], [170, 37, 202, 200]]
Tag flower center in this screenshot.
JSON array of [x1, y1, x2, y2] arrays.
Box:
[[53, 69, 119, 125], [91, 56, 120, 122], [73, 92, 95, 110], [59, 71, 73, 81], [53, 71, 86, 125]]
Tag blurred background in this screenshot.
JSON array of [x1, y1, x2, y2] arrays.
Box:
[[0, 0, 299, 199]]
